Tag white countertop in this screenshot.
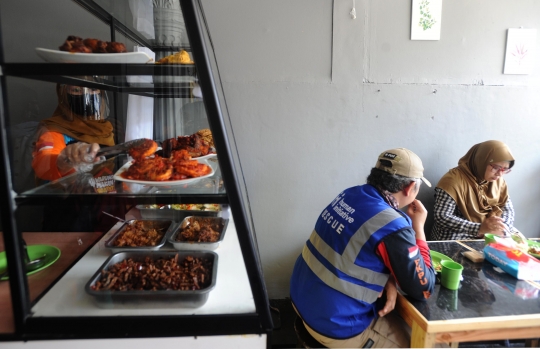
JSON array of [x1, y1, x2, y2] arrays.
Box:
[[32, 216, 256, 317]]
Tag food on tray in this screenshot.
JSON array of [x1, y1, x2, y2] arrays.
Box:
[[162, 130, 214, 158], [113, 220, 166, 247], [171, 204, 220, 211], [177, 217, 222, 243], [121, 138, 212, 181], [196, 128, 214, 148], [434, 263, 442, 272], [529, 245, 540, 255], [59, 35, 127, 53], [90, 254, 213, 291], [143, 203, 220, 211], [156, 49, 194, 64]]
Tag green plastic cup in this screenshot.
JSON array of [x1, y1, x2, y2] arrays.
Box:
[[484, 233, 497, 245], [440, 260, 463, 290]]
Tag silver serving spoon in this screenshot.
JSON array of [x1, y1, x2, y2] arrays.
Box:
[[0, 255, 47, 280]]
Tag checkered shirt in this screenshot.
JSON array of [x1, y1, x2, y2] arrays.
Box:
[[431, 187, 515, 240]]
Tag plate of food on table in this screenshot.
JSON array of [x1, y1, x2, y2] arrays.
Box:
[[35, 35, 153, 64], [430, 250, 453, 273], [114, 130, 217, 187]]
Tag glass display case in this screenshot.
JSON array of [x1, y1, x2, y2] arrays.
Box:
[[0, 0, 272, 345]]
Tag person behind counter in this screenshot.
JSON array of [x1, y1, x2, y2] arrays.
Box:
[[289, 148, 436, 348], [432, 140, 515, 240], [31, 83, 121, 232], [32, 84, 114, 181]]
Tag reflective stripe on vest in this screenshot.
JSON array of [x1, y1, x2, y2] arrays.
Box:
[[302, 208, 401, 303]]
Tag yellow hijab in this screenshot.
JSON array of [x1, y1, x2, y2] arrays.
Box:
[[38, 84, 114, 146], [436, 140, 515, 223]]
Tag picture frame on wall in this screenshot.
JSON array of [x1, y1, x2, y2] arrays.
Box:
[[410, 0, 442, 41], [503, 28, 537, 75]]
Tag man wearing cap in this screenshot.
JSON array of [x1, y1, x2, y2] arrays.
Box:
[[290, 148, 436, 348]]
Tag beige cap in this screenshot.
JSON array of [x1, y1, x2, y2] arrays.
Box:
[[375, 148, 431, 187]]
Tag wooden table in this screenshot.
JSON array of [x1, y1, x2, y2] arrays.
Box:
[[396, 239, 540, 348], [0, 232, 102, 334]]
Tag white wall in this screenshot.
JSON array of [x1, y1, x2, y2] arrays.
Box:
[[200, 0, 540, 298]]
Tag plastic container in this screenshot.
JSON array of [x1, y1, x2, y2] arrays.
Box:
[[85, 250, 218, 308], [104, 219, 175, 253], [169, 216, 229, 251]]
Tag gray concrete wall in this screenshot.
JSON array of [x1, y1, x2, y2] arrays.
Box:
[[200, 0, 540, 298]]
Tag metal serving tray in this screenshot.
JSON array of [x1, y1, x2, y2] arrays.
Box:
[[137, 204, 221, 222], [168, 216, 229, 251], [85, 251, 218, 308], [104, 219, 175, 253]]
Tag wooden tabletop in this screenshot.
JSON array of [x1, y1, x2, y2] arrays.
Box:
[[0, 232, 102, 334]]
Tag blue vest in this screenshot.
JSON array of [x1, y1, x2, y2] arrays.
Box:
[[290, 184, 412, 339]]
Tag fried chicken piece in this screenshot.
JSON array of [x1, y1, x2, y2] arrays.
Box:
[[107, 42, 127, 53], [196, 129, 214, 147], [69, 41, 92, 53], [122, 156, 173, 181], [59, 36, 90, 52], [83, 38, 100, 52], [171, 160, 212, 179], [66, 35, 83, 42], [128, 139, 158, 160], [162, 132, 213, 158]]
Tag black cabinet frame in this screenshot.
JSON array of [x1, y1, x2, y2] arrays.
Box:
[[0, 0, 273, 344]]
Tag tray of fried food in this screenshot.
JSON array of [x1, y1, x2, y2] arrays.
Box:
[[59, 35, 127, 53], [85, 251, 218, 308], [104, 219, 175, 253], [169, 216, 229, 251], [114, 139, 215, 185], [137, 204, 221, 222]]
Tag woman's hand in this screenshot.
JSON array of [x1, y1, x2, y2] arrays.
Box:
[[57, 142, 104, 174], [407, 199, 428, 241], [378, 275, 397, 317], [478, 216, 506, 236]]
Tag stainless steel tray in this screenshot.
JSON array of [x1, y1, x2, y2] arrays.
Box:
[[104, 219, 175, 253], [85, 251, 218, 308], [137, 204, 220, 222], [168, 216, 229, 251]]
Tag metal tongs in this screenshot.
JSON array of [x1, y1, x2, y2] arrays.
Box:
[[96, 138, 148, 158]]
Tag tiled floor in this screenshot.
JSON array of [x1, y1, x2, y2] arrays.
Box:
[[268, 298, 526, 348]]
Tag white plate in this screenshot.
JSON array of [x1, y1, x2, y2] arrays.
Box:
[[113, 159, 215, 187], [35, 48, 154, 64]]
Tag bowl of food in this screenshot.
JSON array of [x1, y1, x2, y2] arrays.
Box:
[[85, 251, 218, 308], [169, 216, 229, 251], [104, 219, 175, 253]]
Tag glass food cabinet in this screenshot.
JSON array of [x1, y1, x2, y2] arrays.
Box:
[[0, 0, 272, 345]]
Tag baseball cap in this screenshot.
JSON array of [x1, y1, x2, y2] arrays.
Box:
[[375, 148, 432, 187]]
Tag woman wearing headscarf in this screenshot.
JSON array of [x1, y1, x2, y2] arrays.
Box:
[[31, 83, 124, 232], [432, 140, 515, 240], [32, 84, 114, 181]]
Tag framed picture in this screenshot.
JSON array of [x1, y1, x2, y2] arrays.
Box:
[[411, 0, 443, 41], [503, 28, 537, 75]]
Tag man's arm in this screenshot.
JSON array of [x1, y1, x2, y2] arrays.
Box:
[[377, 229, 435, 300]]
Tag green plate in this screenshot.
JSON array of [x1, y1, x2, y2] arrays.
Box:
[[0, 244, 61, 281], [430, 250, 453, 273], [527, 240, 540, 259]]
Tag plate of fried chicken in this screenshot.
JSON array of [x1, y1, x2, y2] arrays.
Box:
[[36, 35, 153, 64]]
